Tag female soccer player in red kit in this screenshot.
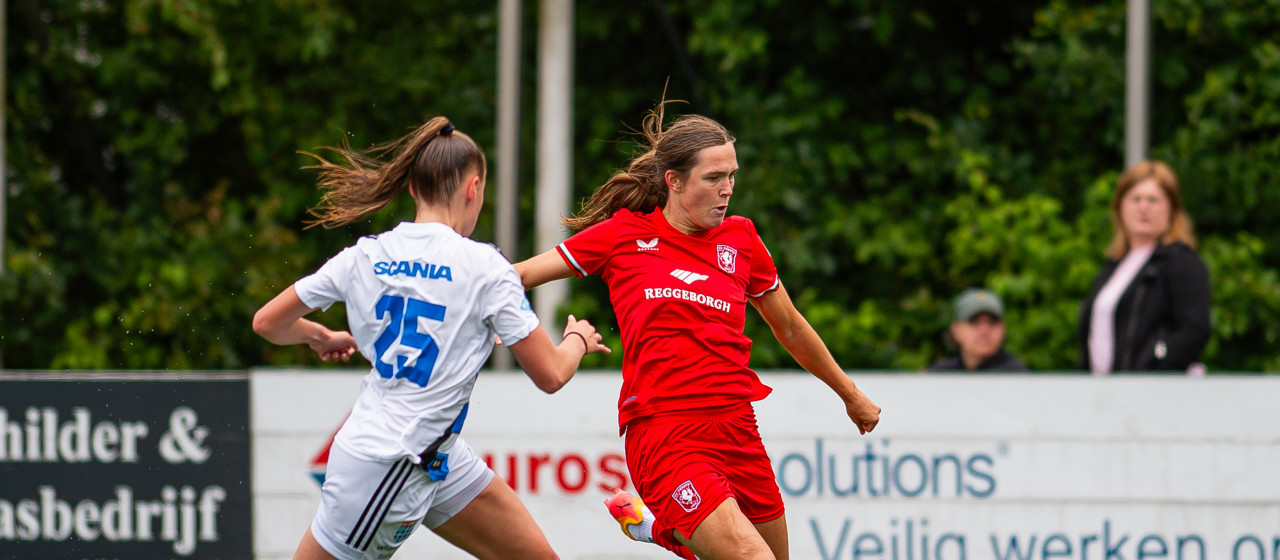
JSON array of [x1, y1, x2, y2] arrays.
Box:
[[515, 104, 882, 560]]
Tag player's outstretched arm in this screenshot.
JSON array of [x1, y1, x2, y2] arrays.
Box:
[[507, 314, 611, 394], [252, 285, 357, 362], [514, 250, 575, 291], [750, 283, 881, 434]]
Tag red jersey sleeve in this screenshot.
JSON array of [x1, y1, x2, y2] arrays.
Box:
[[556, 217, 618, 277], [745, 219, 780, 298]]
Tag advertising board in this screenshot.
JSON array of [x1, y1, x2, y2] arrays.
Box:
[[0, 372, 252, 560], [252, 370, 1280, 560]]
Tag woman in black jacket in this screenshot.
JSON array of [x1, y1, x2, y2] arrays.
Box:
[[1078, 160, 1211, 374]]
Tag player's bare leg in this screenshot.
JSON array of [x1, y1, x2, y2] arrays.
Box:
[[754, 515, 789, 560], [430, 474, 559, 560], [675, 498, 775, 560], [291, 527, 338, 560]]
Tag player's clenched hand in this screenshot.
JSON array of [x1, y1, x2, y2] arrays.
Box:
[[844, 389, 881, 435], [563, 314, 612, 355], [310, 329, 357, 362]]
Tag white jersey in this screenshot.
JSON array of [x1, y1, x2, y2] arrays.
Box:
[[295, 221, 539, 463]]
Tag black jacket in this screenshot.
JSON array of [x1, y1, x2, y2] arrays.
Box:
[[1077, 241, 1211, 372], [927, 348, 1028, 372]]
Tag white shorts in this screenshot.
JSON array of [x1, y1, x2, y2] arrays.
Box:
[[309, 438, 493, 560]]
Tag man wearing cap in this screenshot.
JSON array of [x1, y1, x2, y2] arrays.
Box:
[[928, 288, 1028, 372]]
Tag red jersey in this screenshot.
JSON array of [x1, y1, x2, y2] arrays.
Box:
[[556, 208, 780, 428]]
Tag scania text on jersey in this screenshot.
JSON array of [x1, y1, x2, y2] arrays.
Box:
[[643, 287, 731, 312], [0, 485, 226, 556], [373, 260, 453, 281]]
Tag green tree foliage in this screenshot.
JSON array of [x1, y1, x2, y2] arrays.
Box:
[[4, 0, 1278, 373], [3, 0, 500, 367]]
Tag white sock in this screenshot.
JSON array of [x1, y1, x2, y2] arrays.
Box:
[[627, 504, 656, 543]]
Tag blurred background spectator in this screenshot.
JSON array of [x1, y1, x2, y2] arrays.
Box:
[[1077, 160, 1211, 376], [928, 288, 1027, 373]]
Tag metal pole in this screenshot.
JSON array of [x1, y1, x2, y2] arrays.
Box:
[[534, 0, 573, 334], [493, 0, 522, 371], [0, 0, 6, 369], [1, 0, 7, 278], [1125, 0, 1150, 167]]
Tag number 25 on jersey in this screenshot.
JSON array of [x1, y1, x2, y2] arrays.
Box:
[[373, 295, 446, 387]]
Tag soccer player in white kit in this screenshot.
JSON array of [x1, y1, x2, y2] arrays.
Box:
[[253, 116, 610, 560]]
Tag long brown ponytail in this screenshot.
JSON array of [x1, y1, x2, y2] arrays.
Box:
[[301, 116, 486, 229], [563, 103, 734, 232]]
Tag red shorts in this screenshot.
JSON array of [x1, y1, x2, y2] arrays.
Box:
[[623, 403, 784, 557]]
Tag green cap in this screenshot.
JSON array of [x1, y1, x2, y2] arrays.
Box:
[[953, 288, 1004, 322]]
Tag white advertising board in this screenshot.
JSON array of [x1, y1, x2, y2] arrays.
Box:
[[251, 370, 1280, 560]]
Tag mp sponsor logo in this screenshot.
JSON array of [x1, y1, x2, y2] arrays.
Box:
[[636, 238, 659, 251], [670, 269, 709, 284]]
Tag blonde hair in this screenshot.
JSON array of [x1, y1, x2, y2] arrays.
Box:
[[1105, 159, 1197, 259], [301, 116, 485, 229], [563, 102, 734, 232]]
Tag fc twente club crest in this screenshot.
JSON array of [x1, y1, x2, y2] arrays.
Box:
[[716, 244, 737, 273]]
